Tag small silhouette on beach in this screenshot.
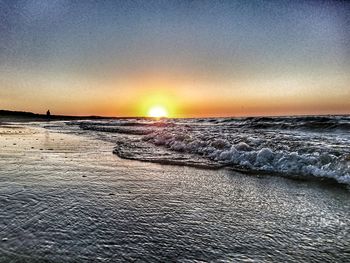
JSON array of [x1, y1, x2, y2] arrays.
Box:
[[46, 110, 51, 120]]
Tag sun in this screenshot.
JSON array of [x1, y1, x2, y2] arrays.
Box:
[[137, 91, 178, 118], [148, 105, 168, 118]]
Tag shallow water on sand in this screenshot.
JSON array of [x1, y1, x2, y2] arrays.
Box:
[[0, 125, 349, 262]]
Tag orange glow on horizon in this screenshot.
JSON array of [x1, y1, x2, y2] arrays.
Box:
[[1, 68, 349, 118]]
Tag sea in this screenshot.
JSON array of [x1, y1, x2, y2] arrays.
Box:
[[52, 115, 350, 185]]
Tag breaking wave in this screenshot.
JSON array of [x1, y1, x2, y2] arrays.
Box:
[[67, 115, 350, 185]]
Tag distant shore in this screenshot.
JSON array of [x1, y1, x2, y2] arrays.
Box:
[[0, 109, 139, 124], [1, 109, 349, 124]]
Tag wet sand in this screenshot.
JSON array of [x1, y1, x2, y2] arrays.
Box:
[[0, 124, 349, 262]]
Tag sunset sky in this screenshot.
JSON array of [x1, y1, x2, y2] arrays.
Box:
[[0, 0, 349, 117]]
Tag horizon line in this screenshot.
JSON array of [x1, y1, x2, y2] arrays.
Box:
[[1, 109, 349, 120]]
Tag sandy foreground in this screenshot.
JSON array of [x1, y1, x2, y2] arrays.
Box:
[[0, 123, 349, 262]]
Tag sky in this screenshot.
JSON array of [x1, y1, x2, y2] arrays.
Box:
[[0, 0, 349, 117]]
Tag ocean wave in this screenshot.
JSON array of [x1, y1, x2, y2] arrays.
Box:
[[62, 115, 350, 185], [140, 130, 350, 184], [79, 124, 153, 135], [75, 120, 177, 135], [227, 116, 350, 131]]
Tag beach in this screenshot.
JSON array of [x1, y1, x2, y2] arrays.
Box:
[[2, 0, 350, 261], [0, 122, 349, 262]]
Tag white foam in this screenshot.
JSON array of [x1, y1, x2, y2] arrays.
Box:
[[70, 118, 350, 185], [142, 130, 350, 184]]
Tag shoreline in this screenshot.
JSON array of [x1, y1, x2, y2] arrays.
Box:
[[113, 145, 347, 188], [2, 119, 349, 188]]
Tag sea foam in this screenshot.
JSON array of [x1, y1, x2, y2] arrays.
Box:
[[67, 116, 350, 185]]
